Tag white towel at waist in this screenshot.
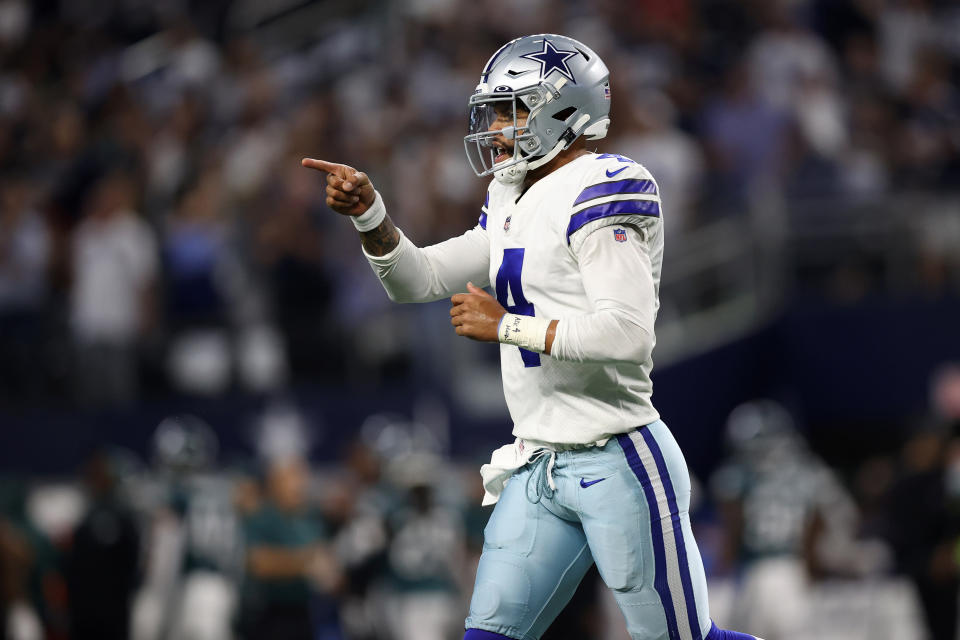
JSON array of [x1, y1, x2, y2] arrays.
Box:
[[479, 436, 611, 505]]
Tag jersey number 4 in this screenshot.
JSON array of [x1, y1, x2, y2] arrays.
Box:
[[496, 248, 541, 368]]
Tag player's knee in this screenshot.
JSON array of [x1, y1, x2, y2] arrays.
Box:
[[590, 525, 644, 591], [466, 567, 531, 628]]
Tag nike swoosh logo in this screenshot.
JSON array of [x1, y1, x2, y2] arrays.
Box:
[[580, 477, 606, 488], [605, 167, 628, 178]]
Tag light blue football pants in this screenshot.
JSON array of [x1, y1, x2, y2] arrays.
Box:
[[465, 421, 713, 640]]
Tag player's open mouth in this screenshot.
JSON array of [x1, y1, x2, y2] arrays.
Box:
[[493, 144, 511, 164]]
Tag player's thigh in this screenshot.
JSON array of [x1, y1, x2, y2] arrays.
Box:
[[576, 443, 663, 638], [583, 423, 711, 640], [466, 468, 593, 640]]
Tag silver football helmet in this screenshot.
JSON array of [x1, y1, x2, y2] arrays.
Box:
[[464, 34, 611, 185]]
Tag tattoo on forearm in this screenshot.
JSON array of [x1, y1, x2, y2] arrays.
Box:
[[360, 215, 401, 256]]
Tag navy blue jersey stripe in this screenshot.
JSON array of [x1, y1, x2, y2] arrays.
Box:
[[573, 179, 657, 206], [617, 433, 682, 640], [566, 200, 660, 244], [639, 427, 703, 640], [479, 212, 487, 229]]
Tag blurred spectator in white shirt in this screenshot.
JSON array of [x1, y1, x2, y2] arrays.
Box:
[[70, 172, 157, 407], [747, 6, 839, 112], [879, 0, 937, 95]]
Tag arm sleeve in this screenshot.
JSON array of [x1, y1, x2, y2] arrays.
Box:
[[363, 224, 491, 303], [550, 224, 657, 364]]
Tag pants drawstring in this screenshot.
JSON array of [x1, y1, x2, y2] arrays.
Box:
[[525, 449, 556, 504]]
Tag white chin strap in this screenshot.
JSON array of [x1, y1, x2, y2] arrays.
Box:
[[493, 112, 590, 186], [493, 159, 528, 185]]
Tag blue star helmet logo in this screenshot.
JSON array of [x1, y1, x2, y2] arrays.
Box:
[[521, 39, 580, 83]]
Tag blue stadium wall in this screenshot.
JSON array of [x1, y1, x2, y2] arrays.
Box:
[[2, 295, 958, 477]]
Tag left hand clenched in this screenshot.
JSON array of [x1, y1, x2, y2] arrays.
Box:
[[450, 282, 506, 342]]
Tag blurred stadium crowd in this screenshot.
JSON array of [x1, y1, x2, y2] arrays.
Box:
[[2, 0, 960, 639], [1, 0, 959, 406]]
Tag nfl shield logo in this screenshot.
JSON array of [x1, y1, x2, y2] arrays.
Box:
[[613, 227, 627, 242], [504, 216, 512, 232]]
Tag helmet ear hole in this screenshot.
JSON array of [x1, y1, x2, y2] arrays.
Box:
[[583, 117, 610, 140], [552, 106, 577, 121]]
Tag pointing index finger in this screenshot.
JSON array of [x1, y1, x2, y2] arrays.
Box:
[[301, 158, 345, 174]]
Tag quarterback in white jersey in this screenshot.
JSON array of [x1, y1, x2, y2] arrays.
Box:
[[480, 152, 662, 445], [304, 33, 760, 640]]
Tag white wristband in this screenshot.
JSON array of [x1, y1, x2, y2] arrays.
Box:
[[498, 313, 551, 353], [352, 190, 387, 232]]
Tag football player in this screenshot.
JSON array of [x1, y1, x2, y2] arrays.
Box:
[[304, 33, 762, 640]]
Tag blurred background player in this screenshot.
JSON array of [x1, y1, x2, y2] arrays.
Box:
[[132, 416, 241, 640], [381, 452, 465, 640], [883, 368, 960, 640], [240, 455, 342, 640], [710, 401, 866, 640], [65, 451, 140, 640]]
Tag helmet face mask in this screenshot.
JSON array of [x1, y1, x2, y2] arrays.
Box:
[[463, 87, 542, 179], [463, 34, 611, 184]]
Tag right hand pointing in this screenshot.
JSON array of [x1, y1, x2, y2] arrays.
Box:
[[302, 158, 376, 217]]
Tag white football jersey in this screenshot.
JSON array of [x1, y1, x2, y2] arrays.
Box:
[[481, 152, 663, 445]]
